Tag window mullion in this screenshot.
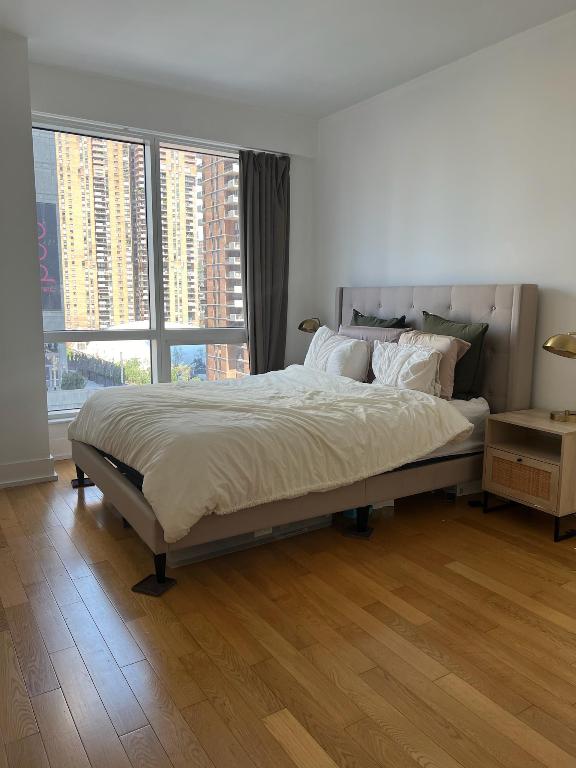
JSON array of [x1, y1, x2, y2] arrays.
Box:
[[148, 136, 169, 383]]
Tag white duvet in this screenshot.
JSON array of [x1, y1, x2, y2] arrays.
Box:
[[69, 365, 473, 543]]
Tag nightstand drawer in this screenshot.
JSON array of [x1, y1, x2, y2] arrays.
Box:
[[484, 446, 559, 512]]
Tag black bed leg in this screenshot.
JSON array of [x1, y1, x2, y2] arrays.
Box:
[[71, 464, 95, 489], [343, 505, 374, 539], [132, 552, 176, 597], [154, 553, 166, 583]]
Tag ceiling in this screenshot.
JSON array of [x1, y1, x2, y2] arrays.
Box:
[[2, 0, 576, 117]]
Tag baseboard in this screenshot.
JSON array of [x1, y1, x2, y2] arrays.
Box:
[[0, 456, 57, 489]]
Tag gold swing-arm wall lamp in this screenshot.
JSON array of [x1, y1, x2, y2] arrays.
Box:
[[298, 317, 321, 333]]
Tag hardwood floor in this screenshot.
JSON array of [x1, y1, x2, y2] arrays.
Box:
[[0, 460, 576, 767]]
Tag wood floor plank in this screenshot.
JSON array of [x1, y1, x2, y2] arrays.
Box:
[[264, 709, 340, 768], [254, 655, 382, 768], [61, 601, 148, 735], [4, 733, 49, 768], [437, 673, 576, 768], [89, 560, 146, 623], [182, 700, 256, 768], [345, 623, 546, 768], [50, 646, 131, 768], [312, 551, 431, 625], [164, 574, 270, 665], [122, 659, 214, 768], [0, 631, 38, 744], [447, 561, 576, 635], [181, 644, 299, 768], [191, 568, 363, 729], [301, 642, 466, 768], [5, 603, 58, 697], [25, 581, 74, 654], [297, 573, 448, 681], [31, 688, 91, 768], [0, 554, 28, 609], [346, 716, 430, 768], [73, 575, 144, 667], [367, 598, 534, 714], [40, 557, 80, 608], [120, 725, 173, 768], [181, 610, 283, 717], [44, 526, 91, 580], [126, 616, 205, 710]]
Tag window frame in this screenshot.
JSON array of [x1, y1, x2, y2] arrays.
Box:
[[33, 115, 248, 418]]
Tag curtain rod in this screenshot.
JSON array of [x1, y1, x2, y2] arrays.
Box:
[[32, 111, 287, 156]]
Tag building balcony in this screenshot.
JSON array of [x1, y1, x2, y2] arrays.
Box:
[[226, 179, 239, 190], [225, 241, 240, 251], [226, 209, 239, 219], [225, 194, 238, 205]]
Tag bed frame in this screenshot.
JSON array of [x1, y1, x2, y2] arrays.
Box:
[[71, 283, 538, 595]]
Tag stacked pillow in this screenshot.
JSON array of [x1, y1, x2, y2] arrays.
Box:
[[304, 326, 370, 381], [306, 309, 489, 398], [372, 341, 442, 396], [350, 309, 408, 328], [398, 330, 470, 400], [421, 312, 488, 399]]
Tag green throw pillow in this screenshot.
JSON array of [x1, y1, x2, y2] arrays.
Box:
[[422, 311, 489, 399], [351, 309, 407, 328]]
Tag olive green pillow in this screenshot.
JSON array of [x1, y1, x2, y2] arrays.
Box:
[[351, 309, 407, 328], [422, 311, 489, 399]]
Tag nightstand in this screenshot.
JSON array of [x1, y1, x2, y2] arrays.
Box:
[[483, 409, 576, 541]]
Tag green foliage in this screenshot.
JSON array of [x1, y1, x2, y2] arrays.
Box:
[[123, 358, 150, 385], [171, 364, 191, 383], [61, 370, 86, 390]]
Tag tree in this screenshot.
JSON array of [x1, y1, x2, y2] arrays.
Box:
[[61, 370, 86, 390], [123, 358, 150, 385]]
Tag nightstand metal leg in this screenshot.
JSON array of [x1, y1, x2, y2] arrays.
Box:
[[554, 516, 576, 542]]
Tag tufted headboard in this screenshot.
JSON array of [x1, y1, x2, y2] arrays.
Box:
[[336, 284, 538, 413]]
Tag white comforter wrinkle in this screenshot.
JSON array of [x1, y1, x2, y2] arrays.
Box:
[[69, 365, 473, 543]]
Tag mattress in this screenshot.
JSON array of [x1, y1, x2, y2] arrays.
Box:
[[425, 397, 489, 460]]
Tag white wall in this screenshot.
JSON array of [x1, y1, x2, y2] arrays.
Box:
[[0, 31, 54, 486], [316, 12, 576, 411]]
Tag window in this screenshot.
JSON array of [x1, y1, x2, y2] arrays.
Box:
[[33, 126, 248, 413]]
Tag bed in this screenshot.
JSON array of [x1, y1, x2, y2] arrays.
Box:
[[70, 283, 538, 594]]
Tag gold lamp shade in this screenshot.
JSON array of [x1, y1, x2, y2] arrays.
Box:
[[543, 332, 576, 359], [298, 317, 321, 333]]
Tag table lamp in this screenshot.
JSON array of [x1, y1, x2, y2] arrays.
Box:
[[543, 332, 576, 421]]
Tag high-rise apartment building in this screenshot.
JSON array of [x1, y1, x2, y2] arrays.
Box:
[[201, 156, 249, 379], [52, 133, 148, 330], [160, 147, 202, 327]]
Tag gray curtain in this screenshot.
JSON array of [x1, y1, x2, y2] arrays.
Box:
[[239, 150, 290, 374]]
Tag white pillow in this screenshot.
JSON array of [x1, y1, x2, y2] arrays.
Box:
[[304, 326, 370, 381], [399, 330, 471, 400], [372, 340, 442, 395]]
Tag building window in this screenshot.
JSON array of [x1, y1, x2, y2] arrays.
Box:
[[33, 126, 248, 413]]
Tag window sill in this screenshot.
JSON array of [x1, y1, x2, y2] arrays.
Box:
[[48, 410, 79, 423]]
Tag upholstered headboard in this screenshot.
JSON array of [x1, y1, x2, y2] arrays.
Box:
[[336, 284, 538, 413]]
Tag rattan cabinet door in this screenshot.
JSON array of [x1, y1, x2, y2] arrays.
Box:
[[484, 447, 559, 513]]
